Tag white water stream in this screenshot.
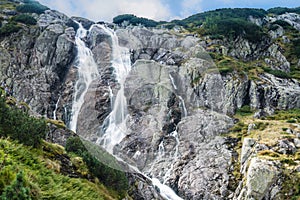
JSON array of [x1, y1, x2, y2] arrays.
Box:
[[94, 24, 131, 153], [53, 96, 60, 120], [69, 23, 183, 200], [69, 22, 99, 132]]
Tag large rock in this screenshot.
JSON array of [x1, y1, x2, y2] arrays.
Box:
[[236, 158, 281, 200]]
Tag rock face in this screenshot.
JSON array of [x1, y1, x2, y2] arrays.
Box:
[[0, 10, 76, 117], [174, 113, 234, 199]]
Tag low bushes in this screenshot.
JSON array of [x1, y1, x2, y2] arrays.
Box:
[[12, 14, 37, 25], [16, 2, 48, 14], [0, 93, 47, 147], [0, 22, 21, 36], [66, 137, 129, 194]]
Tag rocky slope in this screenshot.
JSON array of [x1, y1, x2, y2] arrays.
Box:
[[0, 1, 300, 199]]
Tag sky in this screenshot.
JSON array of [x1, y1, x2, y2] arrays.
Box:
[[38, 0, 300, 22]]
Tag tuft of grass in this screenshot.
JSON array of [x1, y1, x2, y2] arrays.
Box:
[[258, 150, 280, 158]]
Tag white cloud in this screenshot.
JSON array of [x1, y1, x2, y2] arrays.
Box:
[[38, 0, 171, 22], [180, 0, 203, 18]]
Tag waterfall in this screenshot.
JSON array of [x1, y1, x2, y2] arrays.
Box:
[[53, 96, 60, 120], [69, 22, 183, 200], [95, 24, 131, 153], [69, 22, 99, 132], [169, 73, 188, 117]]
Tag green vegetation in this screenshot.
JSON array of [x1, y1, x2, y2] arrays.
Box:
[[203, 17, 267, 42], [16, 1, 48, 14], [180, 8, 267, 28], [236, 105, 254, 117], [0, 138, 120, 200], [46, 119, 67, 129], [66, 137, 129, 195], [0, 22, 21, 36], [0, 90, 129, 198], [270, 20, 296, 31], [12, 14, 37, 25], [268, 7, 300, 15], [266, 109, 300, 121], [1, 171, 31, 200], [262, 67, 292, 79], [0, 0, 16, 10], [209, 52, 265, 78], [0, 93, 47, 147], [230, 121, 247, 133], [113, 14, 159, 27]]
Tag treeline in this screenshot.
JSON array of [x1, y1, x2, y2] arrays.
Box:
[[202, 17, 267, 42], [175, 8, 268, 42], [113, 14, 162, 27], [178, 8, 267, 28], [16, 0, 48, 14], [268, 7, 300, 15]]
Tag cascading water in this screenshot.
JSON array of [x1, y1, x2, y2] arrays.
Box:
[[95, 24, 131, 153], [53, 96, 60, 120], [69, 22, 183, 200], [69, 23, 99, 132], [95, 25, 183, 200]]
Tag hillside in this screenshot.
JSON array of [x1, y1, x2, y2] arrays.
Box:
[[0, 88, 128, 199], [0, 0, 300, 199]]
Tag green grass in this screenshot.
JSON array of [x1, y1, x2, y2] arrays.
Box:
[[0, 1, 17, 10], [0, 138, 119, 200], [236, 105, 254, 117], [266, 109, 300, 121]]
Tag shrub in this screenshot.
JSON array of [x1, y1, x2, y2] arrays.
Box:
[[12, 14, 37, 25], [204, 17, 267, 42], [66, 137, 129, 193], [286, 119, 297, 123], [16, 2, 48, 14], [271, 20, 294, 30], [1, 171, 31, 200], [291, 39, 300, 58], [0, 95, 47, 147], [0, 22, 21, 36], [113, 14, 135, 24], [254, 122, 268, 131]]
